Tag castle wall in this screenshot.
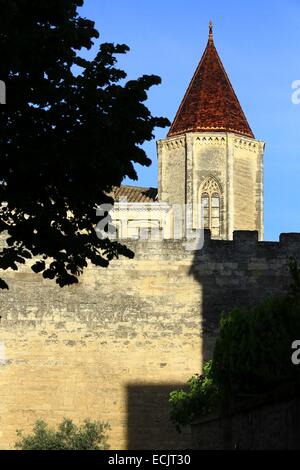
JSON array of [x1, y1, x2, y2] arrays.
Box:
[[0, 231, 299, 449], [191, 387, 300, 449]]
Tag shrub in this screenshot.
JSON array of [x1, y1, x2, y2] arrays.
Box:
[[15, 418, 110, 450], [169, 361, 219, 431]]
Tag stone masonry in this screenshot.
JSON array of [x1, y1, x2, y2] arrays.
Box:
[[0, 231, 299, 449]]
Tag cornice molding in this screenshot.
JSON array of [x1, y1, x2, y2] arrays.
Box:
[[233, 137, 262, 152], [194, 135, 226, 146], [159, 138, 186, 150], [112, 203, 170, 214]]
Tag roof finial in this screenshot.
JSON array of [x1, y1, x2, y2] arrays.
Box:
[[209, 20, 213, 42]]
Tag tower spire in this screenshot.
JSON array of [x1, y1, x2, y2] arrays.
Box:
[[167, 22, 254, 139], [209, 20, 213, 42]]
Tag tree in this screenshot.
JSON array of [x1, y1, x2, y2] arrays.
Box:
[[15, 418, 110, 450], [169, 361, 219, 432], [0, 0, 169, 288]]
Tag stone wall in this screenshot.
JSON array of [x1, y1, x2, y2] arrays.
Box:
[[191, 386, 300, 449], [0, 231, 299, 449]]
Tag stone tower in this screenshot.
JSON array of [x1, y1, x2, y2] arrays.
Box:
[[157, 22, 265, 240]]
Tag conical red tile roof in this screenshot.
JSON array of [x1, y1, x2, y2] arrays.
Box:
[[168, 22, 254, 139]]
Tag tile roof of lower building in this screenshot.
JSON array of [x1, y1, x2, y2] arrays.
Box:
[[112, 185, 158, 203]]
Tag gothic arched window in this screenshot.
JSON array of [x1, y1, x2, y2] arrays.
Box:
[[201, 193, 210, 229], [200, 177, 221, 237]]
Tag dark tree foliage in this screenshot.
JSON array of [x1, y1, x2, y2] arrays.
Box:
[[289, 256, 300, 301], [212, 296, 300, 401], [0, 0, 169, 288]]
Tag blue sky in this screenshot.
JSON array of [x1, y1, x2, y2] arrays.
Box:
[[80, 0, 300, 241]]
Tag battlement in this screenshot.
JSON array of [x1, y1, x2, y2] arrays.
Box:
[[118, 230, 300, 261]]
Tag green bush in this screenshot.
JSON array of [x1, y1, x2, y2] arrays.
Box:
[[169, 361, 219, 431], [15, 418, 110, 450]]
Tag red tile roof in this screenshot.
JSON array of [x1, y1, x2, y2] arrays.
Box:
[[112, 185, 158, 203], [168, 22, 254, 139]]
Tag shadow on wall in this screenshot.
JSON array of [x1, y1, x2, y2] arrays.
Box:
[[190, 229, 300, 372], [126, 383, 191, 450], [125, 231, 300, 449]]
